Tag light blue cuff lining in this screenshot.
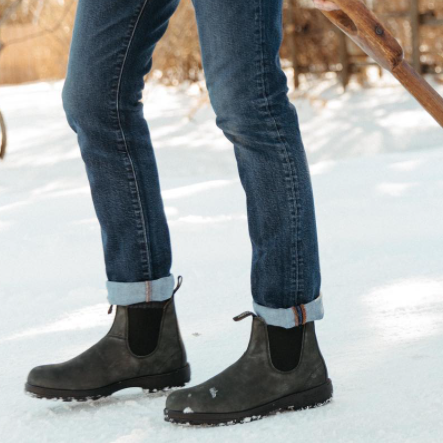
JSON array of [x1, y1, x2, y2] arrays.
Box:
[[107, 274, 175, 306], [252, 292, 325, 328]]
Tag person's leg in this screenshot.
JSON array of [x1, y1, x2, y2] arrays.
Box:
[[62, 0, 178, 304], [165, 0, 331, 425], [25, 0, 190, 401], [196, 0, 323, 325]]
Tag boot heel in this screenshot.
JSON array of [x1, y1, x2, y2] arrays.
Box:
[[288, 378, 333, 410], [138, 364, 191, 392]]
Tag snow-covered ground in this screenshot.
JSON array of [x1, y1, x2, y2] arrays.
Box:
[[1, 71, 442, 442]]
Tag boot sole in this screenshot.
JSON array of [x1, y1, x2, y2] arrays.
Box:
[[25, 363, 191, 402], [164, 377, 333, 426]]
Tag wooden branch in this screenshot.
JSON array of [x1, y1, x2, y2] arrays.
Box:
[[320, 0, 443, 128]]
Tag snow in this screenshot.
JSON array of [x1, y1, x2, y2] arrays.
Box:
[[0, 71, 443, 442]]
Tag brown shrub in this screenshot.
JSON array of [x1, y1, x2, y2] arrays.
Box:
[[0, 0, 442, 85]]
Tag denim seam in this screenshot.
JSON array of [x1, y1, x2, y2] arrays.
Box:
[[254, 0, 302, 305], [114, 0, 153, 279]]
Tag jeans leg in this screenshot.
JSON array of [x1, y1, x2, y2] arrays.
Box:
[[62, 0, 180, 304], [192, 0, 324, 327]]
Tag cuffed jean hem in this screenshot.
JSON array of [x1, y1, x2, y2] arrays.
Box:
[[252, 292, 325, 328], [106, 274, 175, 306]]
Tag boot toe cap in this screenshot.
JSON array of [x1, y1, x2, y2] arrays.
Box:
[[166, 388, 194, 411], [166, 384, 223, 414], [27, 365, 58, 388]]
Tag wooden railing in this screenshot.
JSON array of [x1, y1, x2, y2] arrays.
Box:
[[287, 0, 443, 88]]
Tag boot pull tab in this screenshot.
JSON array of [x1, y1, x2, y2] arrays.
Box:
[[172, 275, 183, 296], [233, 311, 257, 322], [108, 305, 114, 315]]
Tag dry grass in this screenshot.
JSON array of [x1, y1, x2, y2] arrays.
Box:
[[0, 0, 75, 84], [0, 0, 442, 86]]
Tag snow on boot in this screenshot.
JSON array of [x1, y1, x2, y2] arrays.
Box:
[[25, 295, 190, 401], [164, 312, 332, 426]]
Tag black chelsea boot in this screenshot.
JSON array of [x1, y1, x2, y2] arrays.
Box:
[[164, 311, 332, 425]]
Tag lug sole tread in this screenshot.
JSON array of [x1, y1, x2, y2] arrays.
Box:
[[164, 378, 333, 427], [25, 364, 191, 402]]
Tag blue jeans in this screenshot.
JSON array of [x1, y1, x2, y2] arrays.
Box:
[[62, 0, 324, 328]]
